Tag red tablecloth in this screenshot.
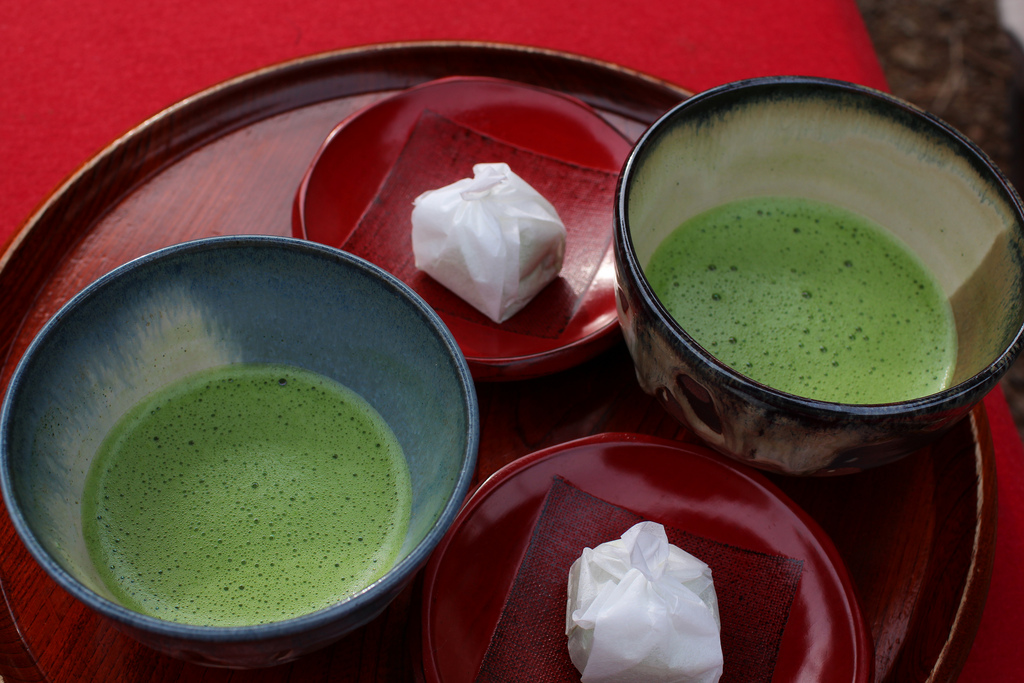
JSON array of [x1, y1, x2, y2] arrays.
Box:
[[0, 1, 1020, 680]]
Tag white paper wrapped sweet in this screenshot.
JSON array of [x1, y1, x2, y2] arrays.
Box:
[[411, 162, 566, 323], [566, 521, 724, 683]]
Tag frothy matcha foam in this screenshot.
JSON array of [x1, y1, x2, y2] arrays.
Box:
[[82, 363, 411, 626], [645, 196, 957, 404]]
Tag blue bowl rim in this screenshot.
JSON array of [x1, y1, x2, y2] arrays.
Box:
[[0, 234, 480, 643], [614, 75, 1024, 419]]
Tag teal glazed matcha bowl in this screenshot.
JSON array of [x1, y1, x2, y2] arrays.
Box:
[[614, 76, 1024, 475], [0, 235, 479, 667]]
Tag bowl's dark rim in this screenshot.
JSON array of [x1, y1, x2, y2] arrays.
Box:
[[0, 234, 480, 642], [615, 74, 1024, 420]]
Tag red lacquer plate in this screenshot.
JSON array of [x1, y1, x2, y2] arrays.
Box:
[[293, 76, 632, 380], [420, 433, 873, 683]]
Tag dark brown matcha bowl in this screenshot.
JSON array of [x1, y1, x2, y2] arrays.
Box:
[[614, 76, 1024, 475]]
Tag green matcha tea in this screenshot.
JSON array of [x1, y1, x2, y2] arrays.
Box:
[[82, 363, 411, 626], [645, 197, 957, 404]]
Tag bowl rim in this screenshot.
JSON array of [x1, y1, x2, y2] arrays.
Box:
[[0, 234, 480, 642], [615, 74, 1024, 418]]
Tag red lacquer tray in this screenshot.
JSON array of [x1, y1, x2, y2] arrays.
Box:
[[0, 43, 996, 683]]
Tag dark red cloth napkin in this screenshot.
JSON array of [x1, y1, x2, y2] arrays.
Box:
[[475, 477, 803, 683], [342, 110, 618, 337]]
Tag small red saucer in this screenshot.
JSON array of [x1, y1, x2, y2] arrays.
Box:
[[293, 76, 632, 380], [420, 433, 873, 683]]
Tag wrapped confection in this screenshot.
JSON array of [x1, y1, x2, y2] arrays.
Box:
[[566, 521, 723, 683], [411, 162, 566, 323]]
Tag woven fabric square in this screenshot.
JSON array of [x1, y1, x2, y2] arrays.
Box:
[[342, 110, 618, 337], [475, 477, 804, 683]]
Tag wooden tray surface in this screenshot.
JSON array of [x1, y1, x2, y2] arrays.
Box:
[[0, 42, 995, 683]]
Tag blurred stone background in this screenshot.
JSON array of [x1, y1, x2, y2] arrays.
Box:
[[855, 0, 1024, 440]]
